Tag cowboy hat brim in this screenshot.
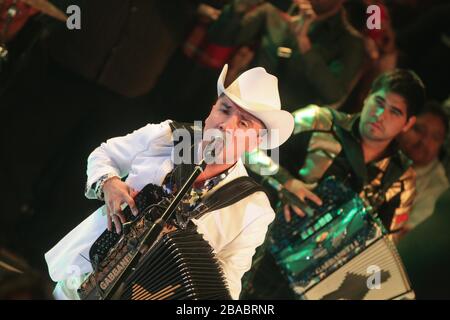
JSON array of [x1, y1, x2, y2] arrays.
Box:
[[217, 64, 294, 150]]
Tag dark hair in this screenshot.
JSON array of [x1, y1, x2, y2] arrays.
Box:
[[418, 101, 449, 160], [370, 69, 426, 118], [420, 101, 449, 135]]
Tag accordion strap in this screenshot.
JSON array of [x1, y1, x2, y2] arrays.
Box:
[[192, 176, 268, 221], [168, 121, 268, 219]]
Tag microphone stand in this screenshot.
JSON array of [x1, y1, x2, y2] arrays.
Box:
[[104, 142, 217, 300]]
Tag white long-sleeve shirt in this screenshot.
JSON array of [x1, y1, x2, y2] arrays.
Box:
[[44, 120, 275, 300]]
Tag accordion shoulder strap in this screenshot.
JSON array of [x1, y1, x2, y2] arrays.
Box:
[[168, 121, 268, 217], [193, 176, 268, 220]]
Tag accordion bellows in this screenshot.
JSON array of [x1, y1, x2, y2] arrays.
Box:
[[301, 236, 414, 300], [119, 229, 232, 300]]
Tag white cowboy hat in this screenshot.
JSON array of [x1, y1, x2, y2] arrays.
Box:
[[217, 64, 294, 150]]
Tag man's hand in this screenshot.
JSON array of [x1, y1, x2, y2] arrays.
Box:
[[102, 177, 139, 234], [294, 0, 317, 21], [282, 178, 322, 222], [197, 3, 221, 21], [290, 0, 317, 54]]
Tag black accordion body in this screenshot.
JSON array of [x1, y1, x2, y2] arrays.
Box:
[[77, 183, 231, 300]]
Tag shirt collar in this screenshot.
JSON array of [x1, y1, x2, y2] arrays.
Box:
[[201, 159, 247, 199], [194, 162, 238, 193]]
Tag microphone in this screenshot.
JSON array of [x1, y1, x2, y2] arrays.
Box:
[[202, 132, 225, 164]]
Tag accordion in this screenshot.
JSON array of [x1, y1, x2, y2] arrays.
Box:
[[120, 229, 231, 300], [300, 236, 415, 300], [268, 176, 414, 300], [78, 183, 231, 300]]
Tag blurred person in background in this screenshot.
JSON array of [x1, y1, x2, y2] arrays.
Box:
[[228, 0, 366, 111], [341, 0, 399, 114], [398, 101, 449, 231]]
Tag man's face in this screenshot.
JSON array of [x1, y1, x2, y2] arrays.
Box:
[[203, 95, 265, 164], [398, 112, 447, 166], [359, 89, 416, 144]]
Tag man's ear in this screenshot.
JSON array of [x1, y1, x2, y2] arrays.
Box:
[[402, 116, 416, 133], [257, 133, 264, 145], [255, 130, 267, 148]]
